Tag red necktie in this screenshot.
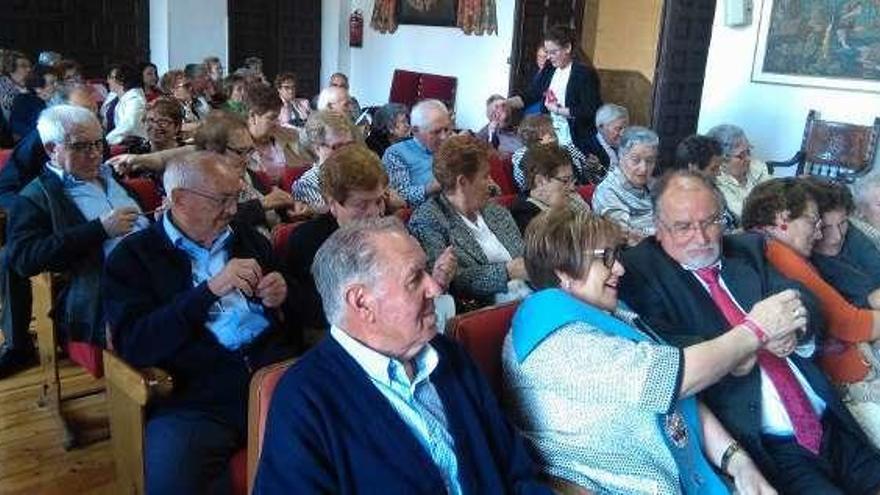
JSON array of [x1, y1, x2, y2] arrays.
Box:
[[695, 266, 823, 455]]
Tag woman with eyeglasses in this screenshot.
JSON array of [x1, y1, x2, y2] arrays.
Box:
[[707, 124, 771, 222], [743, 178, 880, 445], [509, 142, 588, 234], [514, 24, 601, 155], [511, 114, 593, 191], [160, 69, 211, 138], [504, 205, 781, 494], [0, 50, 32, 122]]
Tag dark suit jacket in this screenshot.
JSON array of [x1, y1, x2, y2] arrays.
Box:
[[520, 60, 602, 153], [619, 232, 869, 483], [0, 130, 48, 209], [283, 213, 339, 329]]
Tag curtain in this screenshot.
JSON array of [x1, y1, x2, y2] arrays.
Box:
[[457, 0, 497, 35], [371, 0, 398, 34], [371, 0, 497, 36]]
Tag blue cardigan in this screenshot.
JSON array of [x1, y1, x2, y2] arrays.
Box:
[[254, 334, 551, 494]]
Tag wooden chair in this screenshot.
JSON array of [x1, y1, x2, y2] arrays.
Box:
[[104, 344, 290, 495], [246, 358, 295, 493], [767, 110, 880, 182], [447, 303, 592, 495], [32, 272, 108, 450]]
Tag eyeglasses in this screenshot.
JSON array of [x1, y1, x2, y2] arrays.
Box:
[[321, 140, 355, 152], [802, 214, 822, 230], [226, 145, 256, 157], [550, 174, 575, 185], [659, 213, 725, 239], [730, 146, 753, 161], [179, 188, 239, 208], [64, 139, 104, 154], [146, 117, 176, 128], [591, 245, 623, 269]]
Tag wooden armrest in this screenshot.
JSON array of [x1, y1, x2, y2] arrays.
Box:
[[103, 350, 173, 406], [766, 151, 804, 174], [547, 476, 593, 495]]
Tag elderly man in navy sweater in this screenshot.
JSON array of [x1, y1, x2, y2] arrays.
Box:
[[255, 217, 550, 494], [103, 151, 299, 494]]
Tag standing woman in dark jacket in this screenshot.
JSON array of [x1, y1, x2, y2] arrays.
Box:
[[517, 25, 602, 155]]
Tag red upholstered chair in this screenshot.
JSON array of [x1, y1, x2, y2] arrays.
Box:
[[109, 144, 128, 157], [447, 301, 519, 397], [492, 194, 517, 209], [33, 273, 107, 450], [0, 148, 12, 169], [489, 154, 517, 196], [246, 358, 295, 493], [389, 69, 422, 107], [419, 73, 457, 110], [271, 221, 305, 261], [394, 207, 412, 224], [577, 184, 595, 204], [281, 165, 312, 193], [121, 177, 164, 213]]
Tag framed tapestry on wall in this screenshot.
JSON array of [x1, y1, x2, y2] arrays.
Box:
[[397, 0, 457, 26], [752, 0, 880, 92]]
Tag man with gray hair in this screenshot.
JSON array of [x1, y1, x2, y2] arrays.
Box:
[[316, 85, 353, 117], [475, 94, 523, 155], [382, 99, 452, 206], [584, 102, 629, 170], [0, 105, 148, 376], [256, 217, 550, 493], [621, 169, 880, 493], [103, 150, 298, 493]]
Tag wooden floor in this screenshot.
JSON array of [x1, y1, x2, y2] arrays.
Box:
[[0, 359, 117, 495]]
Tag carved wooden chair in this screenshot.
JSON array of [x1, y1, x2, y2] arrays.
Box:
[[32, 272, 108, 450], [447, 302, 592, 495], [767, 110, 880, 182], [104, 337, 292, 495]]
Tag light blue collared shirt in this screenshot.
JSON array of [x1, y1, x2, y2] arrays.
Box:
[[331, 326, 461, 494], [162, 213, 270, 350], [47, 161, 149, 257]]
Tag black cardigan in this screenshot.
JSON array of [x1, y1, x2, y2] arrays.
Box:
[[521, 60, 602, 153]]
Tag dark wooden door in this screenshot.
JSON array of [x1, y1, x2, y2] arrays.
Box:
[[0, 0, 149, 78], [228, 0, 322, 98], [650, 0, 717, 172], [509, 0, 586, 96]]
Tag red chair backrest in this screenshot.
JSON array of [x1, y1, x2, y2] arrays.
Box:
[[577, 184, 595, 204], [448, 301, 520, 398], [108, 144, 128, 157], [492, 194, 516, 209], [121, 177, 164, 213], [247, 359, 295, 493], [271, 221, 304, 260], [419, 73, 457, 109], [489, 154, 516, 196], [0, 149, 13, 171], [389, 69, 422, 107], [281, 165, 312, 193], [394, 207, 412, 224]]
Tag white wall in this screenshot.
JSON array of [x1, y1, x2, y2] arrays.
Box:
[[698, 0, 880, 163], [149, 0, 228, 75], [322, 0, 516, 130]]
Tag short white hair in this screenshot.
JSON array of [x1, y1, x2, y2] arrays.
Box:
[[317, 86, 348, 111], [410, 99, 448, 130], [595, 103, 629, 128], [36, 105, 100, 146], [163, 150, 225, 196]]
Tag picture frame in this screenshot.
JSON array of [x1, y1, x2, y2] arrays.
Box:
[[751, 0, 880, 93], [397, 0, 457, 27]]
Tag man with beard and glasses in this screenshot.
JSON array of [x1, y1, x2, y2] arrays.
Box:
[[619, 169, 880, 494]]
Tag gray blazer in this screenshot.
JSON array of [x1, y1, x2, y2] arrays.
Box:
[[408, 194, 524, 305]]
